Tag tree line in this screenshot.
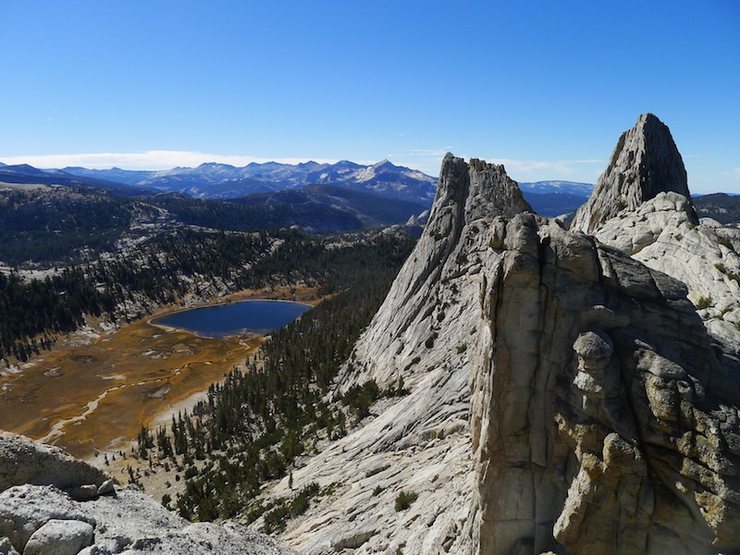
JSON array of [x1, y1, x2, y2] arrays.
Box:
[[0, 228, 412, 363]]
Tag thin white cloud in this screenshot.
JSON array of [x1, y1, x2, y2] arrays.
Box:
[[397, 148, 604, 180], [723, 168, 740, 178], [490, 158, 603, 176], [406, 148, 455, 158], [393, 148, 455, 175], [0, 151, 373, 171]]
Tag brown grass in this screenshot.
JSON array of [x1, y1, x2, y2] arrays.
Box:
[[0, 285, 321, 460]]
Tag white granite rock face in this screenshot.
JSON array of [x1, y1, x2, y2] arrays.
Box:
[[0, 438, 294, 555], [23, 519, 94, 555], [264, 154, 528, 554], [270, 152, 740, 554], [572, 113, 697, 234], [470, 218, 740, 554], [573, 115, 740, 350], [584, 192, 740, 350]]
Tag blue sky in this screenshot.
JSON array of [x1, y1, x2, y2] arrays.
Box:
[[0, 0, 738, 192]]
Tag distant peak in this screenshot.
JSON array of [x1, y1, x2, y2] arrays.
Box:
[[333, 160, 361, 168], [198, 162, 233, 168]]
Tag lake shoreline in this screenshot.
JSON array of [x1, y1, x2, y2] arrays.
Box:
[[149, 299, 313, 338]]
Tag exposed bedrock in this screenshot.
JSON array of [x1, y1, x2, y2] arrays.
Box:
[[572, 112, 697, 233], [274, 149, 740, 554], [573, 113, 740, 351]]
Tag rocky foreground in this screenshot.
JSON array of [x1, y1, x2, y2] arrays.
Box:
[[0, 432, 293, 554]]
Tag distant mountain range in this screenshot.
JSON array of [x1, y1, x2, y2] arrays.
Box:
[[518, 181, 594, 217], [1, 160, 600, 203], [61, 159, 439, 203], [0, 161, 435, 265], [1, 160, 609, 220], [6, 156, 740, 269], [0, 163, 154, 196], [518, 180, 594, 197]]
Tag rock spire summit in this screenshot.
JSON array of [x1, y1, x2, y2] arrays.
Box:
[[572, 113, 698, 233]]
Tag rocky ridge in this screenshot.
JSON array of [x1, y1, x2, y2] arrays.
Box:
[[262, 130, 740, 553], [572, 114, 740, 350], [0, 432, 293, 555], [255, 156, 532, 554]]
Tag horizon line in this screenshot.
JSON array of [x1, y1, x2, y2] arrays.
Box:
[[0, 150, 608, 184]]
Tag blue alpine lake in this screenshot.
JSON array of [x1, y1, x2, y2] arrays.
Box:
[[152, 300, 312, 338]]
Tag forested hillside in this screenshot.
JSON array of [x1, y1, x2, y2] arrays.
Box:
[[694, 193, 740, 224], [0, 228, 415, 363], [149, 194, 363, 233], [0, 186, 140, 265], [131, 234, 414, 524], [0, 183, 421, 266]]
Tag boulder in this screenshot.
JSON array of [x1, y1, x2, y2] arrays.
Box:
[[69, 484, 100, 501], [0, 485, 95, 551], [97, 479, 115, 496], [24, 519, 94, 555], [0, 473, 294, 554], [0, 432, 109, 493]]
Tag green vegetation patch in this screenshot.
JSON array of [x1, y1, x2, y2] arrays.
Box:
[[394, 490, 419, 511]]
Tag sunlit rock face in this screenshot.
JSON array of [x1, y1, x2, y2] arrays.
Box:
[[270, 147, 739, 554], [573, 113, 740, 352], [0, 432, 295, 554], [572, 112, 697, 234], [469, 217, 740, 554]]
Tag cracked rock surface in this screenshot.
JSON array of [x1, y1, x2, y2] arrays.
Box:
[[588, 193, 740, 349], [266, 147, 740, 554], [572, 112, 697, 234], [572, 114, 740, 352]]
